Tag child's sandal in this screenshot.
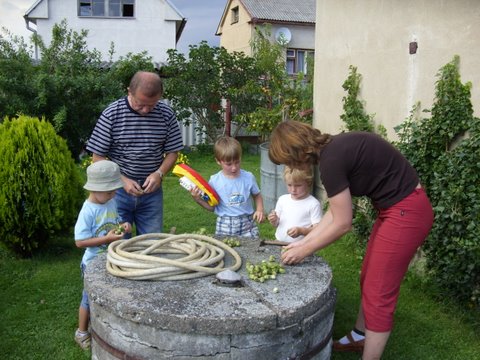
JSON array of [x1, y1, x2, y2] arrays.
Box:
[[74, 331, 91, 350]]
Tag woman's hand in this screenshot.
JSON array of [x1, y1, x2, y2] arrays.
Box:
[[281, 241, 311, 265]]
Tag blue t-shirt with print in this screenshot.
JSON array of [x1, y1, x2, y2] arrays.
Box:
[[74, 198, 122, 266], [209, 169, 260, 217]]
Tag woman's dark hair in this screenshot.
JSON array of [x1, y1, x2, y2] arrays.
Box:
[[269, 121, 332, 167]]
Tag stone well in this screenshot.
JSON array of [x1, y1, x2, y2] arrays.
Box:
[[85, 237, 336, 360]]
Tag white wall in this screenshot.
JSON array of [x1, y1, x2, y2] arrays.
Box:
[[29, 0, 181, 62], [273, 24, 315, 50], [313, 0, 480, 139]]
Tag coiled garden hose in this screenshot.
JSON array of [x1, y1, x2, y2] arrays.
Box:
[[106, 233, 242, 281]]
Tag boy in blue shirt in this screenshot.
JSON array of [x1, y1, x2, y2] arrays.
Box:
[[74, 160, 132, 349], [190, 137, 264, 237]]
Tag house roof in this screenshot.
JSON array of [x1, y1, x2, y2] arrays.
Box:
[[241, 0, 316, 23], [25, 0, 42, 17], [24, 0, 47, 21], [216, 0, 315, 36]]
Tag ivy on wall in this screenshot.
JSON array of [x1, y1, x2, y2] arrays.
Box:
[[340, 65, 383, 246], [396, 55, 479, 307], [341, 57, 479, 308]]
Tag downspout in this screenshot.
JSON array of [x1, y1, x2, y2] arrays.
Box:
[[24, 16, 38, 60]]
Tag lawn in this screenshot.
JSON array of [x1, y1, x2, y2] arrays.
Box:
[[0, 149, 478, 359]]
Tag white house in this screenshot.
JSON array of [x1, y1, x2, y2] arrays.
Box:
[[24, 0, 186, 62]]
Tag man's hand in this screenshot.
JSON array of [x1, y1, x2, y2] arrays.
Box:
[[122, 177, 144, 196], [141, 171, 163, 193]]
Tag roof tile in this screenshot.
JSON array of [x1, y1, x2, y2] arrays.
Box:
[[241, 0, 316, 24]]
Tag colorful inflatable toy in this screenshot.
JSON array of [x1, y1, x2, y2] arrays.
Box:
[[172, 164, 220, 207]]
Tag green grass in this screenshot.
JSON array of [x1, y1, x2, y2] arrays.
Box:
[[0, 150, 478, 359], [325, 236, 480, 360]]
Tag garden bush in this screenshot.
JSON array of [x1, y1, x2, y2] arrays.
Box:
[[396, 56, 480, 307], [1, 21, 157, 159], [339, 65, 385, 246], [0, 29, 37, 118], [31, 20, 125, 159], [427, 117, 480, 307], [341, 57, 480, 308], [0, 116, 84, 256]]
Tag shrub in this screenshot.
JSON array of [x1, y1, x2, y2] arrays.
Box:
[[427, 118, 480, 307], [396, 56, 480, 308], [31, 20, 125, 159], [340, 65, 375, 133], [1, 21, 165, 159], [0, 116, 84, 256], [109, 51, 155, 90], [0, 28, 37, 118], [242, 26, 314, 141], [339, 65, 385, 247]]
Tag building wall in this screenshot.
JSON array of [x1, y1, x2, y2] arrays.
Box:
[[313, 0, 480, 139], [219, 0, 256, 54], [30, 0, 181, 62], [284, 24, 315, 50], [219, 0, 315, 55]]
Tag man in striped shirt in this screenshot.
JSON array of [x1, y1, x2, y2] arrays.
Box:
[[86, 71, 184, 236]]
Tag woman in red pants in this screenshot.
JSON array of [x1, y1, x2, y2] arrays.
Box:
[[268, 120, 434, 360]]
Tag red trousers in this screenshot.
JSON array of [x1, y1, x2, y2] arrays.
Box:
[[361, 187, 433, 332]]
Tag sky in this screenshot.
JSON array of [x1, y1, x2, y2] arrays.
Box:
[[0, 0, 226, 55]]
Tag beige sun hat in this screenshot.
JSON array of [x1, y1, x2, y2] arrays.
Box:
[[84, 160, 124, 192]]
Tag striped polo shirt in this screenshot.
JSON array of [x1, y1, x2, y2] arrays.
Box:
[[86, 96, 184, 181]]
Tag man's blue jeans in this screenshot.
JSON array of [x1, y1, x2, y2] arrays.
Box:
[[115, 187, 163, 236]]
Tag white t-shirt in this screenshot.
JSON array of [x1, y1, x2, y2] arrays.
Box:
[[274, 194, 322, 242]]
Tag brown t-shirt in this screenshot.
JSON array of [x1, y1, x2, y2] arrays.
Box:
[[319, 132, 418, 209]]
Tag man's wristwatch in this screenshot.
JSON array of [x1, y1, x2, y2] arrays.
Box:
[[155, 169, 164, 178]]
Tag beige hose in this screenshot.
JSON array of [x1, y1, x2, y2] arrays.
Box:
[[106, 233, 242, 281]]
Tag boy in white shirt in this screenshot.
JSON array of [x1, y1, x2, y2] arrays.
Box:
[[268, 166, 322, 242]]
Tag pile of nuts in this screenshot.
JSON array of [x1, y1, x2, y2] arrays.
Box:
[[223, 238, 241, 247], [246, 255, 285, 283]]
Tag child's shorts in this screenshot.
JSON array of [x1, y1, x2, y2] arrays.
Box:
[[216, 214, 259, 238]]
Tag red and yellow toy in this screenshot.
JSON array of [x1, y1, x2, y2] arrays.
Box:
[[172, 164, 220, 206]]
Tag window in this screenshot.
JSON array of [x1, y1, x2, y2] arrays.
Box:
[[286, 49, 314, 75], [231, 6, 239, 24], [79, 0, 134, 17]]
